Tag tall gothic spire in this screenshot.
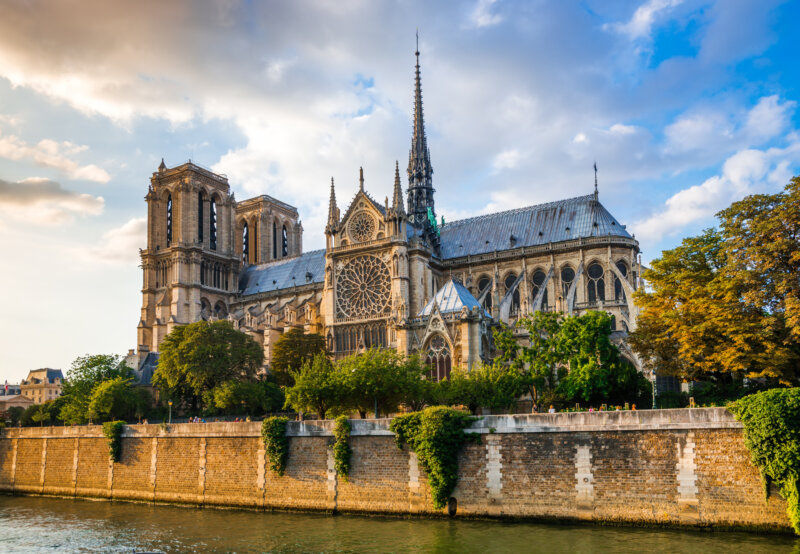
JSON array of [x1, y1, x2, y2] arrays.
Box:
[[327, 177, 338, 229], [392, 160, 405, 214], [407, 35, 435, 226]]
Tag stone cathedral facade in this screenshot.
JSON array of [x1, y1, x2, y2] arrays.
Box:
[[132, 50, 644, 380]]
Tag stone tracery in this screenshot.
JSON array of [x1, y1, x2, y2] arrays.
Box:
[[335, 255, 391, 319]]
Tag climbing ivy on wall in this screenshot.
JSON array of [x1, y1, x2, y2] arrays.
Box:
[[390, 406, 480, 510], [729, 388, 800, 535], [333, 415, 352, 481], [261, 416, 289, 476], [102, 420, 125, 462]]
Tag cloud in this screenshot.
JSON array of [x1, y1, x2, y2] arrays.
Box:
[[631, 141, 800, 242], [81, 217, 146, 265], [0, 132, 110, 183], [0, 177, 104, 225], [610, 0, 684, 41], [468, 0, 503, 28], [491, 148, 522, 173]]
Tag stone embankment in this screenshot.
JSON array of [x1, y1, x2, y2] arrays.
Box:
[[0, 408, 791, 532]]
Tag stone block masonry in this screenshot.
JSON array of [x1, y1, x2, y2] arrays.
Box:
[[0, 409, 792, 532]]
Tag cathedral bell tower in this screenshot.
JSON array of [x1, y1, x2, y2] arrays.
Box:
[[137, 160, 239, 354]]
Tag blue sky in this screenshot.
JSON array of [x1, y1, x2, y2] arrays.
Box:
[[1, 0, 799, 382]]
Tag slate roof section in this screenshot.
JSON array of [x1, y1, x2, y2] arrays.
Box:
[[134, 352, 159, 386], [438, 194, 632, 260], [239, 249, 326, 296], [418, 278, 491, 317]]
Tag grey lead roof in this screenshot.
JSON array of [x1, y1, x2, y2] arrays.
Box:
[[438, 194, 632, 260], [239, 249, 326, 296], [418, 279, 490, 317]]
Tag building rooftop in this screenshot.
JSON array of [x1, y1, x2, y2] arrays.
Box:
[[418, 278, 490, 318], [439, 194, 633, 259], [239, 249, 326, 296]]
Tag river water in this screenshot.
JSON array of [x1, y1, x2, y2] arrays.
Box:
[[0, 495, 796, 553]]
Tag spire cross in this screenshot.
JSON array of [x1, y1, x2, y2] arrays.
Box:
[[593, 161, 598, 197], [359, 166, 364, 192]]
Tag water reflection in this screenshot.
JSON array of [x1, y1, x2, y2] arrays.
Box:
[[0, 495, 797, 553]]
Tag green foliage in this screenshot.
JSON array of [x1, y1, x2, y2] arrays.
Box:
[[6, 406, 23, 425], [333, 415, 352, 481], [631, 177, 800, 385], [205, 380, 284, 416], [390, 406, 480, 510], [444, 363, 528, 414], [59, 354, 133, 425], [729, 388, 800, 535], [152, 320, 264, 409], [87, 377, 150, 423], [338, 349, 424, 418], [284, 354, 344, 419], [261, 416, 289, 476], [270, 329, 327, 387], [102, 420, 125, 462]]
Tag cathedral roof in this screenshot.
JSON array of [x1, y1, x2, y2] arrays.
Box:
[[239, 249, 326, 296], [438, 194, 632, 260], [418, 278, 490, 317]]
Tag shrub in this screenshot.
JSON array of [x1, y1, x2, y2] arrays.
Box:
[[102, 420, 125, 462], [390, 406, 480, 510], [729, 388, 800, 535], [333, 415, 352, 481], [261, 416, 289, 476]]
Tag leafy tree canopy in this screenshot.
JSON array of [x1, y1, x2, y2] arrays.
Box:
[[630, 177, 800, 385], [205, 379, 284, 416], [59, 354, 133, 425], [284, 353, 344, 419], [152, 320, 264, 408], [87, 376, 150, 423], [270, 329, 326, 387]]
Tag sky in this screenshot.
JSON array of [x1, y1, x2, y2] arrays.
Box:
[[1, 0, 799, 382]]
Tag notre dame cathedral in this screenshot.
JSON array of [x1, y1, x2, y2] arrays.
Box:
[[131, 48, 643, 381]]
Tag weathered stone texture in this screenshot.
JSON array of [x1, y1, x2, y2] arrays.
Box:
[[13, 439, 42, 492], [42, 439, 74, 491], [204, 437, 260, 507], [155, 437, 199, 502], [0, 410, 793, 532]]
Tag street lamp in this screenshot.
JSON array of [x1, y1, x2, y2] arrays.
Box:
[[168, 400, 173, 424]]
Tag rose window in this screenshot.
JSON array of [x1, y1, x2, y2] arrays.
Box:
[[349, 212, 375, 243], [336, 255, 391, 319]]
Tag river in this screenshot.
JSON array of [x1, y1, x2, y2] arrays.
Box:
[[0, 495, 796, 553]]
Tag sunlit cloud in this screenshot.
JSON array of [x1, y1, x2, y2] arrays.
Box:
[[0, 177, 104, 225], [0, 132, 110, 183]]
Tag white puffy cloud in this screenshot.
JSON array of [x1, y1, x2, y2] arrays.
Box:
[[468, 0, 503, 28], [80, 217, 147, 265], [491, 149, 522, 173], [631, 141, 800, 242], [0, 177, 104, 225], [609, 0, 684, 41], [0, 132, 110, 183]]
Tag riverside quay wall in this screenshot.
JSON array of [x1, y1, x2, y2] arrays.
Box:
[[0, 408, 791, 531]]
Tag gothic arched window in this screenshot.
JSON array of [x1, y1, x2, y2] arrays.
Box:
[[282, 224, 288, 257], [210, 198, 217, 251], [504, 273, 520, 315], [166, 193, 173, 247], [478, 277, 493, 312], [198, 191, 204, 243], [560, 266, 575, 298], [587, 262, 605, 303], [531, 269, 548, 310], [425, 334, 452, 382], [272, 221, 278, 259], [242, 222, 249, 264], [614, 261, 628, 302]]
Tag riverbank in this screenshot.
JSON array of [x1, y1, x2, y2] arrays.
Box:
[[0, 408, 792, 533]]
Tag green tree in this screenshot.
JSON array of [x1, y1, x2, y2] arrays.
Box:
[[152, 320, 264, 409], [446, 363, 528, 414], [87, 377, 150, 423], [284, 354, 344, 419], [59, 354, 133, 425], [6, 406, 24, 426], [557, 311, 647, 405], [270, 329, 327, 387], [338, 349, 420, 418], [207, 379, 284, 416]]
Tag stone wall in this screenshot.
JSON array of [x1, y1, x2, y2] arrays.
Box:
[[0, 408, 791, 532]]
